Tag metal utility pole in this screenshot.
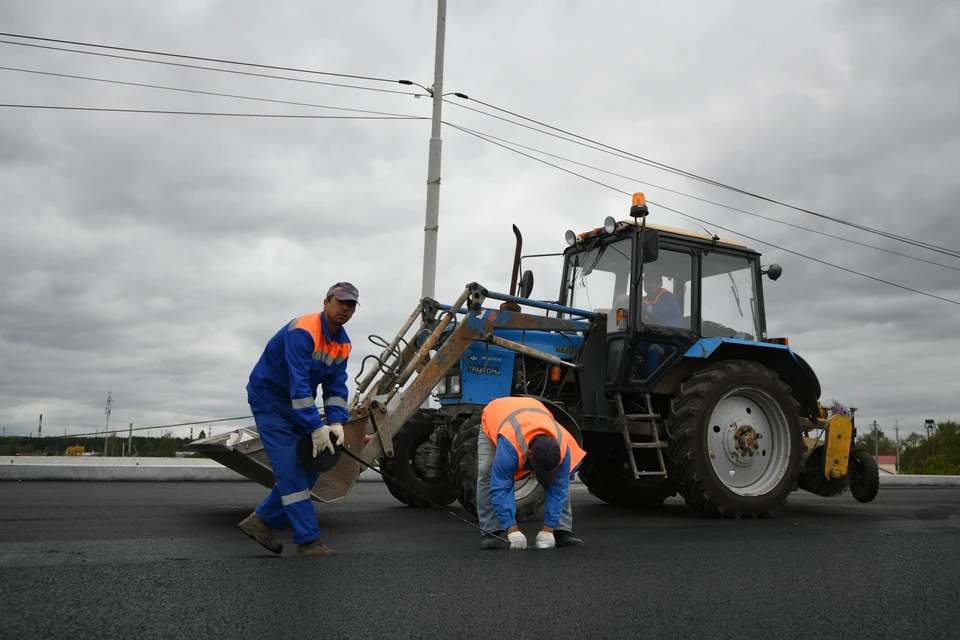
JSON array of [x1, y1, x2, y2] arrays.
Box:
[[420, 0, 448, 299], [894, 421, 901, 473], [104, 391, 113, 457], [38, 414, 42, 438], [870, 420, 879, 463], [127, 422, 133, 458]]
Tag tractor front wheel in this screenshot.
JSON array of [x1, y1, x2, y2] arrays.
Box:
[[667, 360, 803, 518], [379, 410, 456, 508], [447, 414, 545, 521]]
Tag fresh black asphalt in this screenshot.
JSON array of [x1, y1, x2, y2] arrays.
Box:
[[1, 482, 958, 639]]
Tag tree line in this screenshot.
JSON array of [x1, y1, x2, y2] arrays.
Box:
[[854, 421, 959, 475], [0, 431, 197, 458]]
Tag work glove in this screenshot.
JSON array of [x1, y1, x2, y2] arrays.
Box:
[[507, 531, 528, 550], [311, 425, 334, 457], [328, 423, 344, 447], [534, 531, 556, 549]]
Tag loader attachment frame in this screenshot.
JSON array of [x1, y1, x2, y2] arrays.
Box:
[[187, 282, 596, 503]]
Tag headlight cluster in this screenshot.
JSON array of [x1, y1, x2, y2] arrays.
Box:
[[434, 372, 462, 397]]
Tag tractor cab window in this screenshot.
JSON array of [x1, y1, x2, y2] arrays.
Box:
[[640, 249, 693, 330], [565, 237, 632, 332], [701, 252, 760, 340]]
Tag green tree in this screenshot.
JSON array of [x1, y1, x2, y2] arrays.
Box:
[[198, 430, 206, 439], [901, 421, 960, 475]]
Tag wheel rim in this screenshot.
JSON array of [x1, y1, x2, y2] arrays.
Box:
[[705, 387, 791, 496], [514, 473, 541, 501], [409, 434, 442, 485]]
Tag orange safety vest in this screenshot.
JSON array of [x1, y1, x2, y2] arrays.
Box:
[[481, 397, 587, 481]]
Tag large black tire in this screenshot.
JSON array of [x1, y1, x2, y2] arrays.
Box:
[[447, 414, 545, 521], [379, 410, 456, 508], [578, 454, 678, 507], [849, 450, 880, 503], [667, 360, 804, 518]]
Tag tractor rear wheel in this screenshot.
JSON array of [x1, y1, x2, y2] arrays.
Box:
[[447, 414, 545, 521], [667, 360, 803, 518], [578, 455, 678, 507], [379, 409, 456, 508], [849, 450, 880, 503]]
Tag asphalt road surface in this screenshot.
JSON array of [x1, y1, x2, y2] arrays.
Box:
[[2, 482, 958, 640]]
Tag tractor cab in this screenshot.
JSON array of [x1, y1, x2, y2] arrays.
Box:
[[560, 193, 773, 394]]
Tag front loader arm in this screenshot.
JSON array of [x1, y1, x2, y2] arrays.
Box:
[[356, 282, 590, 464]]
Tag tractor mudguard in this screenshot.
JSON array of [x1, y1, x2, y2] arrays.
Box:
[[683, 338, 821, 416]]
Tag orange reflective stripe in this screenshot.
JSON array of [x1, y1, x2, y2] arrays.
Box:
[[643, 288, 669, 305], [290, 313, 351, 364]]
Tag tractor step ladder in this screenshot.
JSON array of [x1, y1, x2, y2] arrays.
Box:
[[614, 393, 668, 480]]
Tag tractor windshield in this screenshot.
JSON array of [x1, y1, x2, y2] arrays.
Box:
[[700, 252, 760, 340], [565, 237, 632, 331]]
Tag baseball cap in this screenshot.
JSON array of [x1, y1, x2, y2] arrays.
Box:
[[530, 434, 562, 485], [326, 282, 360, 304]]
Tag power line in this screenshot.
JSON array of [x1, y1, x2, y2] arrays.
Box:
[[0, 65, 425, 119], [0, 39, 424, 97], [49, 416, 252, 440], [448, 94, 960, 259], [0, 103, 426, 120], [446, 123, 960, 273], [448, 123, 960, 306], [0, 31, 410, 85]]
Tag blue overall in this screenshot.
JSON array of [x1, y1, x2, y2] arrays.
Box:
[[247, 312, 351, 544]]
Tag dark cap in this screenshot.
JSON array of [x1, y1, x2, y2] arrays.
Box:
[[530, 435, 562, 485], [326, 282, 359, 304]]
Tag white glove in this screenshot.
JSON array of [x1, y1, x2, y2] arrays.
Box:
[[327, 423, 344, 447], [508, 531, 528, 550], [534, 531, 556, 549], [311, 426, 334, 457]]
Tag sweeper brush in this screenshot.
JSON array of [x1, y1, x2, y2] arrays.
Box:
[[797, 446, 850, 497]]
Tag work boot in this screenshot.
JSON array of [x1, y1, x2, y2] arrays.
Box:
[[295, 539, 336, 557], [237, 512, 283, 555], [554, 530, 584, 548], [480, 531, 509, 550]]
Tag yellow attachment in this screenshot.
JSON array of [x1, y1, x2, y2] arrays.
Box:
[[823, 415, 853, 480], [632, 192, 646, 207]]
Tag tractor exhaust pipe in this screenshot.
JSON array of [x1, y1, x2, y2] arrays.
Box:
[[501, 225, 523, 312]]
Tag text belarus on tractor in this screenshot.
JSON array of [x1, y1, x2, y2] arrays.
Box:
[[188, 193, 879, 518]]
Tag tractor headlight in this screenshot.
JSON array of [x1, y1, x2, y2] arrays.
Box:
[[449, 373, 461, 395], [435, 378, 447, 395], [604, 216, 616, 234], [564, 229, 577, 246]]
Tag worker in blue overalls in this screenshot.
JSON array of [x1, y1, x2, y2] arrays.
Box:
[[237, 282, 358, 557]]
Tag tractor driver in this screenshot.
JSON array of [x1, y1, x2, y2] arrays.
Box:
[[642, 270, 683, 328]]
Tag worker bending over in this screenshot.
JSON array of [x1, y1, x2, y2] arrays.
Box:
[[478, 396, 587, 550], [237, 282, 358, 557]]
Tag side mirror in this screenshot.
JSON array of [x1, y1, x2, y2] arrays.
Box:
[[763, 264, 782, 281], [518, 270, 535, 298], [640, 229, 659, 263]]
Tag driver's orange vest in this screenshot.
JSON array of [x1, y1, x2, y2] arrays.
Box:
[[481, 397, 587, 481]]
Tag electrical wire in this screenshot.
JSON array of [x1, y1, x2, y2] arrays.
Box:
[[0, 103, 426, 120], [0, 65, 425, 119], [447, 123, 960, 274], [39, 416, 253, 440], [447, 94, 960, 259], [0, 39, 424, 97], [448, 123, 960, 306], [0, 31, 410, 85]]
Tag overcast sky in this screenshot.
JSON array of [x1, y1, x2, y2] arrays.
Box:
[[0, 1, 957, 440]]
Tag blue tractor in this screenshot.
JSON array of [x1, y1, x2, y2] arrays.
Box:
[[351, 192, 879, 519], [191, 193, 878, 517]]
